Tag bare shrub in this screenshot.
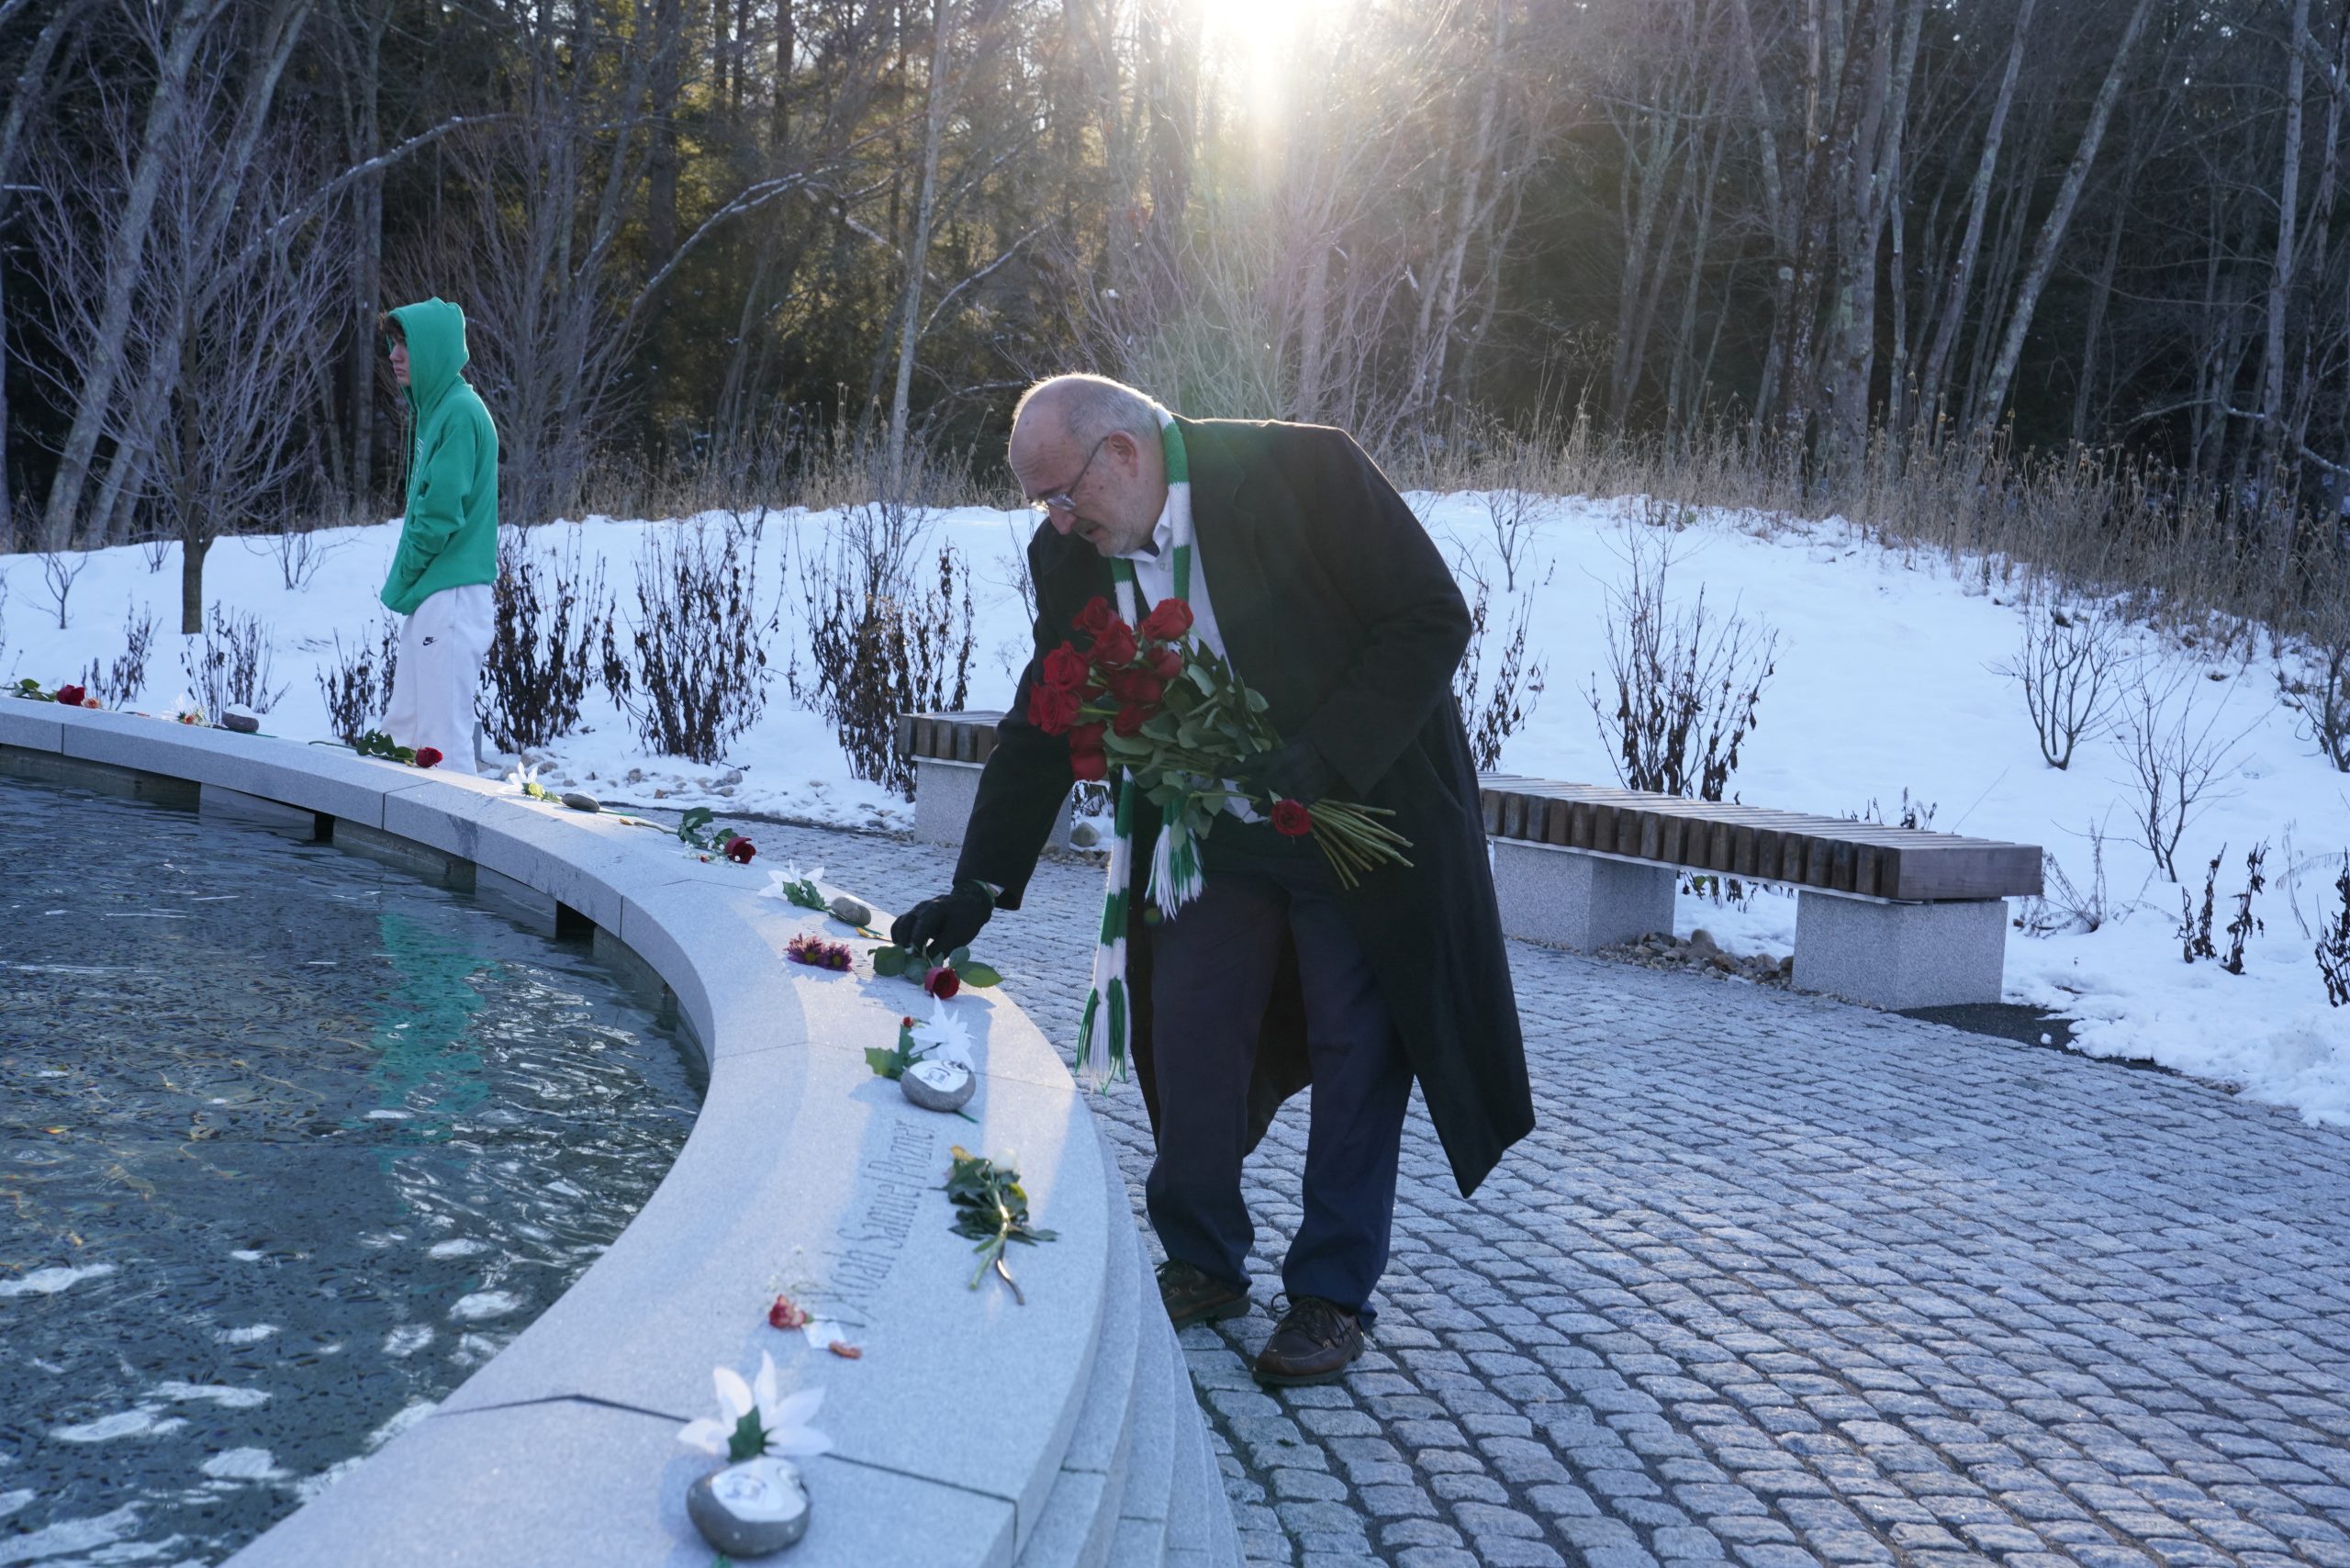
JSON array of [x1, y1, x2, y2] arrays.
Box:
[[480, 530, 618, 752], [2018, 820, 2125, 936], [789, 523, 977, 798], [180, 606, 287, 716], [81, 603, 156, 709], [1848, 790, 1939, 830], [2178, 847, 2221, 962], [1998, 595, 2127, 769], [2321, 862, 2350, 1008], [317, 621, 401, 746], [616, 511, 776, 765], [2113, 664, 2256, 880], [2221, 843, 2267, 975], [2275, 599, 2350, 773], [1480, 488, 1543, 593], [1586, 531, 1776, 801], [1452, 560, 1549, 774], [39, 550, 84, 629], [250, 517, 352, 593]]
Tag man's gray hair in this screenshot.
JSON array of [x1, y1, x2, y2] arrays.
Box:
[[1014, 373, 1164, 448]]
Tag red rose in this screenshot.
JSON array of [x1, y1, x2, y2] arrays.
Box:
[[1105, 668, 1164, 706], [1071, 749, 1108, 782], [725, 837, 756, 864], [1148, 646, 1183, 682], [924, 965, 961, 1000], [1139, 600, 1193, 642], [1026, 682, 1080, 734], [1271, 800, 1313, 837], [1041, 642, 1089, 691], [1113, 702, 1150, 737], [767, 1294, 810, 1330], [1068, 722, 1106, 754], [1091, 622, 1137, 666], [415, 747, 443, 768], [1072, 596, 1114, 637], [54, 684, 86, 707]]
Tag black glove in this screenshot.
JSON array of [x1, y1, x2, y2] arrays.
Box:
[[1239, 736, 1339, 805], [890, 879, 994, 953]]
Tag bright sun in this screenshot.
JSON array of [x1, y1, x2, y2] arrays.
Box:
[[1192, 0, 1342, 133]]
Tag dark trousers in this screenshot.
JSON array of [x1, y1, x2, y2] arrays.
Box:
[[1142, 861, 1414, 1320]]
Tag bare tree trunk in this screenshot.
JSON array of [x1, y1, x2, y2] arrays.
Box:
[[886, 0, 957, 493], [2259, 0, 2311, 482], [1918, 0, 2034, 432], [646, 0, 686, 267], [40, 0, 217, 546], [1973, 0, 2156, 437]]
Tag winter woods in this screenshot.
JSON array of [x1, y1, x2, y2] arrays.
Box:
[[3, 0, 2349, 609]]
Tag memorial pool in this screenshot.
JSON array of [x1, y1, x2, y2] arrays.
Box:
[[0, 778, 700, 1564]]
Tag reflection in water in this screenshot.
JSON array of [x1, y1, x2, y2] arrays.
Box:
[[0, 779, 701, 1564]]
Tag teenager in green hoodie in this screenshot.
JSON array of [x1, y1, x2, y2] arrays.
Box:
[[379, 297, 498, 772]]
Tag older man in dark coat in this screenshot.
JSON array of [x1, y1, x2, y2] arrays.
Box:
[[895, 374, 1531, 1384]]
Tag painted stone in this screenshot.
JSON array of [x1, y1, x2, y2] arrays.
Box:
[[826, 894, 872, 927], [901, 1058, 975, 1113], [561, 792, 600, 812], [685, 1455, 811, 1557]]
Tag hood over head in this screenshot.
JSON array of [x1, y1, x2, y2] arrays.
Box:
[[389, 297, 469, 413]]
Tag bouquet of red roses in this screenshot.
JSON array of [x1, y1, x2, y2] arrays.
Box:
[[1026, 595, 1410, 899]]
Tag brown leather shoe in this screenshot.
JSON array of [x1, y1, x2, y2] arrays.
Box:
[[1157, 1259, 1249, 1327], [1251, 1295, 1364, 1386]]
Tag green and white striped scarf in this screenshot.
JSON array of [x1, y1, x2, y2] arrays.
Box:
[[1075, 410, 1200, 1089]]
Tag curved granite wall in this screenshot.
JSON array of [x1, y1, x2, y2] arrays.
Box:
[[0, 701, 1239, 1568]]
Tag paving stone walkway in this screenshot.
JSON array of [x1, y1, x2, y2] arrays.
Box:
[[751, 822, 2350, 1568]]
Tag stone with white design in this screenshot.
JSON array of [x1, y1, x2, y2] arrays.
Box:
[[901, 1058, 976, 1113], [685, 1455, 811, 1556]]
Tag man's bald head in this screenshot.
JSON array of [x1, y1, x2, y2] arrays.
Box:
[[1008, 374, 1169, 557]]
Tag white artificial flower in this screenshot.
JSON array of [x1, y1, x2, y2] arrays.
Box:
[[164, 691, 201, 720], [909, 999, 974, 1072], [677, 1350, 831, 1462], [785, 862, 824, 888], [757, 870, 793, 902], [506, 762, 542, 790]]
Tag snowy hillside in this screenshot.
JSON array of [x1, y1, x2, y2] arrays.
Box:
[[4, 496, 2345, 1124]]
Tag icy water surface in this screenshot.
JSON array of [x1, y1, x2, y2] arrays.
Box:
[[0, 778, 701, 1564]]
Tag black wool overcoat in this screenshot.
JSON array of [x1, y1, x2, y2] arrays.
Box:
[[955, 417, 1533, 1197]]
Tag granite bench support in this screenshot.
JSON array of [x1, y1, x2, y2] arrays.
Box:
[[1478, 776, 2042, 1012], [901, 711, 1079, 851], [0, 700, 1237, 1568]]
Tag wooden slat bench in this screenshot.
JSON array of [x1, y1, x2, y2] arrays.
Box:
[[896, 711, 1076, 849], [1478, 776, 2044, 1009]]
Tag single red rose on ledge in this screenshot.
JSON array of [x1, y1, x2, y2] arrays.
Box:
[[1072, 596, 1114, 638], [1090, 622, 1137, 666], [1041, 642, 1090, 691], [54, 684, 86, 707], [1138, 600, 1193, 642], [725, 837, 756, 864], [1271, 799, 1313, 837], [414, 747, 443, 769], [924, 965, 961, 1000]]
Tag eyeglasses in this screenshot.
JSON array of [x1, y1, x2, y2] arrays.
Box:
[[1030, 435, 1109, 515]]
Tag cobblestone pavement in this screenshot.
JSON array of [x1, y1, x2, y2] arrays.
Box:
[[752, 822, 2350, 1568]]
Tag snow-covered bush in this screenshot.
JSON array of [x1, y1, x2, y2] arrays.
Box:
[[614, 510, 775, 766], [1999, 596, 2125, 770], [1586, 530, 1775, 801], [180, 605, 285, 716], [2114, 664, 2253, 880], [480, 530, 615, 752], [2276, 610, 2349, 774], [1452, 564, 1548, 774]]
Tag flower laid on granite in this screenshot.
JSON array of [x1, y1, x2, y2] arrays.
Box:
[[945, 1147, 1056, 1305], [908, 1001, 973, 1071], [415, 746, 443, 769], [53, 683, 87, 707], [6, 678, 94, 707], [760, 863, 830, 912], [353, 729, 417, 764], [864, 1015, 926, 1081], [677, 806, 755, 864], [786, 934, 853, 971], [677, 1351, 833, 1465], [164, 691, 207, 725], [506, 762, 555, 801], [767, 1293, 810, 1331], [869, 941, 1002, 993]]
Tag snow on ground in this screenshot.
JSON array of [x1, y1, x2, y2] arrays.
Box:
[[3, 495, 2345, 1124]]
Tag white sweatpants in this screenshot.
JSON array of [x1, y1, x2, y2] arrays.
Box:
[[382, 582, 495, 773]]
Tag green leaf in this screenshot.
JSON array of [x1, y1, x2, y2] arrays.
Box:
[[865, 1045, 905, 1080], [728, 1409, 767, 1463], [957, 961, 1002, 988], [1185, 663, 1216, 695], [871, 946, 907, 978], [948, 945, 971, 967]]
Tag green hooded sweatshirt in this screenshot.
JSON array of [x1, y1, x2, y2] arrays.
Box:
[[381, 297, 498, 616]]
